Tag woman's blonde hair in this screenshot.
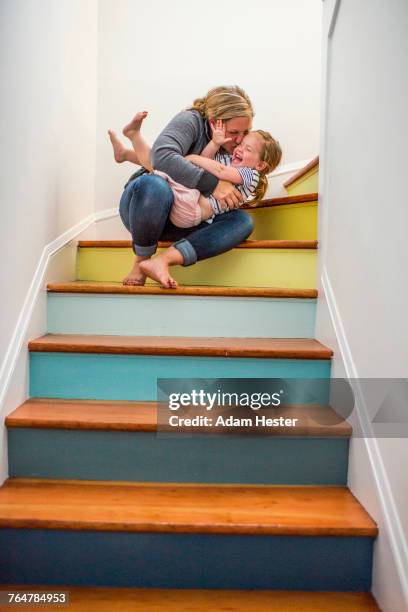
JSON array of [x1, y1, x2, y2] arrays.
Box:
[[190, 85, 254, 122], [250, 130, 282, 206]]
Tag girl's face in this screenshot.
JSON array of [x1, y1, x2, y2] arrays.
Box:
[[231, 132, 267, 171], [221, 116, 252, 154]]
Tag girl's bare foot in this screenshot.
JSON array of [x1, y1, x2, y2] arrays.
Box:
[[108, 130, 129, 163], [123, 111, 148, 138], [122, 256, 148, 286], [139, 255, 178, 289]]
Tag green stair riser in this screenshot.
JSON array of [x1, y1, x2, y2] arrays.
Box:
[[248, 202, 317, 240], [8, 429, 349, 485], [47, 294, 316, 338], [286, 170, 319, 197], [29, 353, 331, 401], [77, 248, 317, 289]]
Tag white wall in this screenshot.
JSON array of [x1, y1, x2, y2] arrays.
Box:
[[96, 0, 322, 214], [0, 0, 98, 481], [317, 1, 408, 609]]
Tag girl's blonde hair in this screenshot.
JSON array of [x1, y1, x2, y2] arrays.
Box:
[[190, 85, 254, 122], [250, 130, 282, 206]]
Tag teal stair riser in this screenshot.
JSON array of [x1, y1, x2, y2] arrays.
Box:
[[8, 429, 349, 485], [0, 529, 373, 591], [29, 353, 331, 401], [47, 294, 317, 338]]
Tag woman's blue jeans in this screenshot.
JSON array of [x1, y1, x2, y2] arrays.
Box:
[[119, 174, 254, 265]]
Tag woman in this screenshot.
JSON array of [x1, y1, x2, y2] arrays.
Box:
[[119, 85, 255, 288]]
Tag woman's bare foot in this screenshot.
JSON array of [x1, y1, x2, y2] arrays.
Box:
[[123, 111, 148, 138], [108, 130, 129, 163], [139, 255, 178, 289], [122, 256, 148, 286]]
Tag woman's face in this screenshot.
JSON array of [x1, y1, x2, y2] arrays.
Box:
[[222, 116, 252, 154]]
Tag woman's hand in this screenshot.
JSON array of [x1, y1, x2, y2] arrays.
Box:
[[212, 180, 243, 210]]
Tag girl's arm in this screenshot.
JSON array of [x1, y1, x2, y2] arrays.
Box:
[[200, 140, 220, 159], [185, 154, 243, 185]]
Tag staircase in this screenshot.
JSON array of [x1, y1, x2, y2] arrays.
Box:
[[0, 161, 380, 610]]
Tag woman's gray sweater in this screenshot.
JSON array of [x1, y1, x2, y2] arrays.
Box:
[[151, 110, 218, 197]]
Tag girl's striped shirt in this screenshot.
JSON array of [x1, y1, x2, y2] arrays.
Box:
[[208, 152, 260, 215]]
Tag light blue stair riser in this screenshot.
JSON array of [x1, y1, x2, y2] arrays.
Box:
[[30, 353, 331, 401], [8, 429, 349, 485], [0, 529, 373, 591], [47, 294, 316, 338]]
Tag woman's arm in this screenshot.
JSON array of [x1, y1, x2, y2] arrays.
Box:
[[185, 154, 243, 185], [151, 110, 243, 207], [151, 110, 218, 196]]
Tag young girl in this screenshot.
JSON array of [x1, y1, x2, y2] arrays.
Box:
[[109, 112, 282, 229]]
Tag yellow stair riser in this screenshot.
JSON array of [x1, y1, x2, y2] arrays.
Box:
[[286, 168, 319, 196], [77, 248, 317, 289], [248, 202, 317, 240]]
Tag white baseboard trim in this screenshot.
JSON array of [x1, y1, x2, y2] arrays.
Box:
[[94, 207, 118, 222], [0, 207, 117, 409], [321, 266, 408, 602], [269, 158, 314, 178]]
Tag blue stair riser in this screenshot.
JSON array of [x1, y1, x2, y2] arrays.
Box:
[[47, 294, 317, 338], [0, 529, 373, 591], [29, 353, 331, 401], [8, 429, 349, 485]]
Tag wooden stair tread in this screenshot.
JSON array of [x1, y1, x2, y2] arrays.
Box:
[[78, 239, 317, 249], [6, 399, 352, 436], [28, 335, 333, 359], [6, 399, 156, 432], [0, 586, 380, 611], [284, 156, 319, 188], [0, 479, 378, 536], [243, 192, 318, 209], [46, 282, 318, 299]]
